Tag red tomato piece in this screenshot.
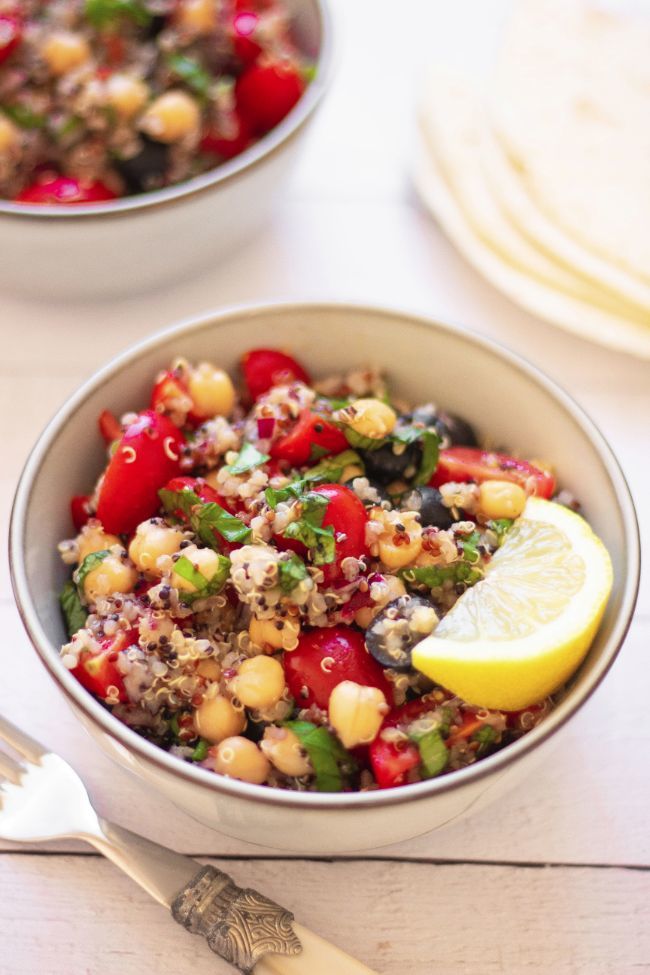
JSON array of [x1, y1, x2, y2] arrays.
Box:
[[369, 738, 421, 789], [369, 698, 441, 788], [232, 11, 262, 65], [241, 348, 311, 401], [284, 625, 392, 710], [98, 409, 122, 445], [312, 483, 369, 585], [0, 13, 22, 65], [164, 475, 234, 514], [235, 61, 304, 134], [70, 494, 91, 532], [200, 110, 251, 160], [270, 412, 348, 466], [96, 411, 184, 535], [15, 175, 118, 205], [430, 446, 556, 498], [71, 629, 136, 703]]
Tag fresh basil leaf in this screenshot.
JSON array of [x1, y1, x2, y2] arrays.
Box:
[[191, 738, 210, 762], [459, 530, 482, 564], [265, 450, 363, 508], [472, 724, 498, 755], [3, 105, 46, 129], [158, 487, 251, 547], [342, 427, 387, 451], [309, 443, 330, 461], [284, 720, 357, 792], [486, 518, 514, 546], [282, 492, 335, 565], [226, 442, 270, 476], [74, 549, 111, 591], [410, 727, 448, 779], [85, 0, 151, 27], [166, 53, 212, 98], [399, 562, 483, 589], [277, 553, 308, 593], [414, 429, 440, 485], [173, 553, 231, 605], [60, 580, 88, 638]]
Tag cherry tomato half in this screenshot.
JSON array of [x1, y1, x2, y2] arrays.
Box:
[[0, 13, 22, 65], [200, 110, 252, 160], [270, 412, 348, 466], [235, 61, 304, 134], [71, 628, 137, 703], [70, 494, 91, 532], [15, 175, 118, 205], [284, 625, 392, 710], [98, 409, 122, 445], [241, 348, 311, 401], [430, 447, 555, 498], [96, 410, 184, 535], [369, 698, 443, 789], [312, 483, 368, 585]]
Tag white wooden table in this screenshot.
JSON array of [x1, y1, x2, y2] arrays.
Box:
[[1, 2, 648, 972]]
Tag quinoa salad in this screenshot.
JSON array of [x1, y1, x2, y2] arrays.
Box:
[[58, 347, 565, 792], [0, 0, 311, 203]]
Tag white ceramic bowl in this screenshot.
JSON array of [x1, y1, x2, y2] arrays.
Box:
[[0, 1, 332, 301], [10, 302, 640, 853]]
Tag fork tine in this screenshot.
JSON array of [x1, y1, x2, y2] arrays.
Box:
[[0, 716, 46, 764], [0, 750, 25, 785]]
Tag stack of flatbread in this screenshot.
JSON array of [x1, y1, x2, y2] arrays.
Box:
[[414, 0, 650, 357]]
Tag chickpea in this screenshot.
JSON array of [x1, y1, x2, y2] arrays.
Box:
[[78, 524, 122, 563], [187, 363, 236, 419], [374, 510, 423, 570], [83, 555, 137, 603], [230, 655, 286, 710], [171, 544, 222, 593], [176, 0, 216, 35], [261, 727, 312, 777], [105, 73, 149, 120], [249, 616, 301, 653], [128, 519, 184, 573], [478, 480, 527, 520], [0, 115, 19, 154], [355, 574, 406, 628], [140, 90, 200, 143], [345, 399, 396, 439], [196, 658, 222, 681], [213, 736, 270, 785], [42, 31, 91, 76], [328, 681, 388, 749], [194, 692, 245, 744]]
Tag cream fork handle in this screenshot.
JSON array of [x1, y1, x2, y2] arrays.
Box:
[[79, 818, 380, 974]]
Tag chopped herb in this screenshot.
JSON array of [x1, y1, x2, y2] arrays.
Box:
[[282, 492, 335, 565], [472, 724, 498, 756], [399, 562, 483, 589], [339, 419, 439, 482], [283, 720, 356, 792], [84, 0, 151, 28], [414, 429, 440, 485], [226, 442, 270, 476], [74, 549, 111, 592], [410, 726, 448, 778], [60, 580, 88, 638], [3, 105, 46, 129], [166, 53, 212, 98], [158, 487, 251, 547], [459, 530, 482, 564], [342, 427, 387, 452], [191, 738, 210, 762], [265, 450, 363, 508], [302, 63, 317, 83], [277, 552, 308, 593], [487, 518, 514, 545], [173, 553, 231, 605], [309, 443, 330, 461]]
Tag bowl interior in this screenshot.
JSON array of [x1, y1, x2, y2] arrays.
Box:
[[11, 304, 639, 801]]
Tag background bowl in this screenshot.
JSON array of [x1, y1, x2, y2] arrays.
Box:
[[10, 302, 640, 853], [0, 0, 332, 301]]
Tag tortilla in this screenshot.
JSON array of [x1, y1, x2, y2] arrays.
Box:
[[490, 0, 650, 284], [412, 130, 650, 359]]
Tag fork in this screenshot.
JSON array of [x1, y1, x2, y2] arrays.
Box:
[[0, 715, 378, 975]]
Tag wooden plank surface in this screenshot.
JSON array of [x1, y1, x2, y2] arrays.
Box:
[[2, 855, 648, 975], [0, 0, 648, 972]]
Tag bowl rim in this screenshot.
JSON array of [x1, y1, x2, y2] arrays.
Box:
[[9, 300, 641, 812], [0, 0, 334, 222]]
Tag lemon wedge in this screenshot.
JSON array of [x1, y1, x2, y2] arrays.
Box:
[[412, 498, 613, 710]]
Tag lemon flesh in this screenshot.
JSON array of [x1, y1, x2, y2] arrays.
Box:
[[412, 498, 613, 710]]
